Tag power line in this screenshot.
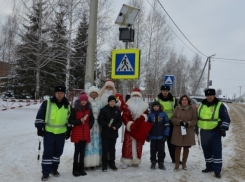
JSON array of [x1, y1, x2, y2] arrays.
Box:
[[145, 0, 198, 56], [156, 0, 207, 57], [214, 57, 245, 62]]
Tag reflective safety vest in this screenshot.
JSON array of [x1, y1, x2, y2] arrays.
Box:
[[156, 97, 175, 120], [197, 101, 222, 130], [45, 99, 71, 134]]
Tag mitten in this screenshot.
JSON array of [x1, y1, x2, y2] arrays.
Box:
[[146, 136, 150, 142], [180, 121, 185, 126], [162, 136, 168, 143], [37, 128, 44, 137], [220, 129, 226, 137]]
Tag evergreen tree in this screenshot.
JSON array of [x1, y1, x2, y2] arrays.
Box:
[[70, 13, 88, 89], [13, 1, 49, 98], [47, 11, 68, 94]]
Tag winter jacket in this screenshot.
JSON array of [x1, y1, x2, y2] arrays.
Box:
[[171, 104, 198, 147], [35, 96, 72, 133], [69, 100, 94, 143], [98, 104, 122, 139], [148, 110, 170, 140], [197, 97, 230, 131]]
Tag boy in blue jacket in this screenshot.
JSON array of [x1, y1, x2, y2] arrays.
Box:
[[147, 101, 169, 170]]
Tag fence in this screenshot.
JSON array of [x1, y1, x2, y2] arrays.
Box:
[[0, 99, 43, 111]]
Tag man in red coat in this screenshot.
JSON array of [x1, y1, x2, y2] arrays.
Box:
[[121, 88, 152, 169]]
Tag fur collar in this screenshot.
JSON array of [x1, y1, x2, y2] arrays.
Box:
[[74, 100, 91, 111], [178, 104, 192, 110], [157, 92, 174, 101], [202, 97, 220, 107]]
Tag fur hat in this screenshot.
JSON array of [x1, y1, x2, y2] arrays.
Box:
[[108, 95, 116, 103], [54, 85, 66, 93], [160, 85, 170, 91], [104, 79, 115, 87], [88, 86, 100, 95], [205, 88, 216, 96], [79, 92, 88, 102], [131, 88, 142, 98], [152, 101, 160, 107]]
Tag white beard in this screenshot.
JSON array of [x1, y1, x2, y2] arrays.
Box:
[[100, 90, 113, 107], [127, 97, 148, 120]]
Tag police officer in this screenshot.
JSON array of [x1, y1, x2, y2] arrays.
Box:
[[197, 88, 230, 179], [35, 85, 72, 181], [155, 85, 177, 163]]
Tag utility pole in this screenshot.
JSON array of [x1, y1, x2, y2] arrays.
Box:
[[239, 86, 242, 102], [84, 0, 98, 92], [193, 54, 215, 94], [207, 54, 216, 89]]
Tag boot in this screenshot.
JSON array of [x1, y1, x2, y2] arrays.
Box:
[[158, 162, 166, 170], [72, 162, 80, 177], [182, 147, 189, 170], [151, 161, 156, 169], [79, 163, 87, 176], [174, 147, 181, 172]]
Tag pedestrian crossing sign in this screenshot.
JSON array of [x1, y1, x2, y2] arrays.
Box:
[[111, 49, 140, 79], [164, 75, 175, 86]]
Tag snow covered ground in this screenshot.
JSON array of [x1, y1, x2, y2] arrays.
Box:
[[0, 103, 243, 182]]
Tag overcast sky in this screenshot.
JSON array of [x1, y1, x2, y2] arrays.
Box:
[[113, 0, 245, 99], [1, 0, 245, 99]]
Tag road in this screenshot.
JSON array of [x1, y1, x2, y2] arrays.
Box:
[[223, 103, 245, 181]]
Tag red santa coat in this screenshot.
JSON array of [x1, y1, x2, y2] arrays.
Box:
[[121, 102, 152, 165]]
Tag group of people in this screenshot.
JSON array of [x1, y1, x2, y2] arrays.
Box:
[[34, 80, 231, 181]]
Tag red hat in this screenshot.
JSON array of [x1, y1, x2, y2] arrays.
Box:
[[79, 92, 88, 102], [104, 79, 115, 87], [130, 88, 142, 97]]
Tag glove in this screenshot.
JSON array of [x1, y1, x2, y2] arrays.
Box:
[[146, 136, 150, 142], [185, 123, 189, 128], [37, 128, 44, 137], [220, 129, 226, 137], [65, 128, 71, 140], [180, 121, 185, 126], [65, 132, 71, 140], [162, 136, 168, 143]]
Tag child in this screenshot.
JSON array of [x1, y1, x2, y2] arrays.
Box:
[[98, 95, 122, 172], [147, 101, 169, 170], [68, 92, 94, 177]]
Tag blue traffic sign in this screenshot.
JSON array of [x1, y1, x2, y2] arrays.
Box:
[[111, 49, 140, 79], [163, 75, 175, 86]]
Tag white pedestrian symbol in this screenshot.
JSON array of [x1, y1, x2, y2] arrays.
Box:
[[116, 55, 134, 71], [165, 76, 173, 84]]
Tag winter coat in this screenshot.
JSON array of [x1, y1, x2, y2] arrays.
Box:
[[98, 104, 122, 139], [69, 100, 94, 143], [171, 104, 198, 147], [148, 110, 170, 140]]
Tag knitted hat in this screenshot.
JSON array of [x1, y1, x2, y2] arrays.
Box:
[[160, 85, 170, 91], [130, 88, 142, 97], [54, 85, 66, 93], [205, 88, 216, 96], [79, 92, 88, 102], [104, 79, 115, 87], [108, 95, 116, 103]]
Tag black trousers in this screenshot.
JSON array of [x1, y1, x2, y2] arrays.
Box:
[[150, 140, 165, 163], [102, 138, 116, 167], [74, 141, 86, 164], [167, 121, 176, 162]]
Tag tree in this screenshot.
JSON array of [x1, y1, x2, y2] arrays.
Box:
[[13, 0, 50, 98], [70, 13, 88, 89], [216, 89, 222, 98]]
